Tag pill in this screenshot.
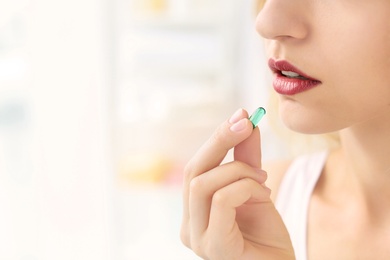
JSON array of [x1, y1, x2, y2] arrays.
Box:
[[249, 107, 266, 128]]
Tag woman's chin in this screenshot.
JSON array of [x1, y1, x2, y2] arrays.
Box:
[[279, 105, 341, 135]]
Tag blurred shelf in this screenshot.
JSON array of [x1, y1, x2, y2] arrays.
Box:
[[112, 0, 242, 181], [127, 15, 224, 30]]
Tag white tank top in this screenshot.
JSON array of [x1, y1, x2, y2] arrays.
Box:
[[275, 151, 328, 260]]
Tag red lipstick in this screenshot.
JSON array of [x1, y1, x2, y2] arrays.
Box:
[[268, 59, 321, 95]]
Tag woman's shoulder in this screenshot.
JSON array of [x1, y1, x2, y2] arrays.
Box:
[[264, 150, 329, 202]]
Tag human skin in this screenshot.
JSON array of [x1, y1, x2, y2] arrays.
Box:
[[181, 0, 390, 259], [180, 109, 294, 259], [257, 0, 390, 258], [257, 0, 390, 135]]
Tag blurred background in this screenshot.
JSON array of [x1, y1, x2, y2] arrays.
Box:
[[0, 0, 289, 259]]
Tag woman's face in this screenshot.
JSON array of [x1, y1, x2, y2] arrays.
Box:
[[256, 0, 390, 134]]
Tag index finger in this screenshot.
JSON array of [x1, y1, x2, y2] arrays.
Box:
[[181, 108, 256, 247], [184, 109, 254, 182]]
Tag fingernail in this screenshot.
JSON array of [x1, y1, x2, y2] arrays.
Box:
[[253, 169, 268, 183], [230, 118, 247, 132], [255, 169, 268, 179], [229, 108, 243, 124], [261, 183, 272, 194]]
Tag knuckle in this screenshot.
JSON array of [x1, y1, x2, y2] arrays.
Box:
[[212, 190, 227, 207], [192, 245, 204, 258], [183, 161, 195, 181], [183, 162, 191, 175], [189, 176, 204, 193], [191, 240, 209, 260], [180, 226, 191, 248], [203, 242, 214, 260]]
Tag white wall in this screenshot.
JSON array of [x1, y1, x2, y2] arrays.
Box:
[[0, 0, 114, 259]]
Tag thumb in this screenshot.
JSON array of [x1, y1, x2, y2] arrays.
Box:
[[234, 124, 262, 169]]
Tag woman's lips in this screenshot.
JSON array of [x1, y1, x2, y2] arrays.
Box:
[[268, 59, 321, 95]]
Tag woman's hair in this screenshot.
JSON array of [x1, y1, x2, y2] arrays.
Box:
[[256, 0, 266, 12]]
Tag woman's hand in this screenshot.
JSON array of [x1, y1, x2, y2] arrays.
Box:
[[180, 109, 295, 260]]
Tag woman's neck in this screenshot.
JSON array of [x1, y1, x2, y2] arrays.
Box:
[[339, 116, 390, 177], [323, 114, 390, 219]]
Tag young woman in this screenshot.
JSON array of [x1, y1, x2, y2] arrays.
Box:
[[180, 0, 390, 259]]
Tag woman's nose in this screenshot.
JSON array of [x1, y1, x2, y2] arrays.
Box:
[[255, 0, 309, 41]]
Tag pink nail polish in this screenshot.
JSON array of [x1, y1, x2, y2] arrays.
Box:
[[229, 108, 243, 124], [230, 118, 247, 132]]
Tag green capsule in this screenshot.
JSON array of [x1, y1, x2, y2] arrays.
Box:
[[249, 107, 266, 128]]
